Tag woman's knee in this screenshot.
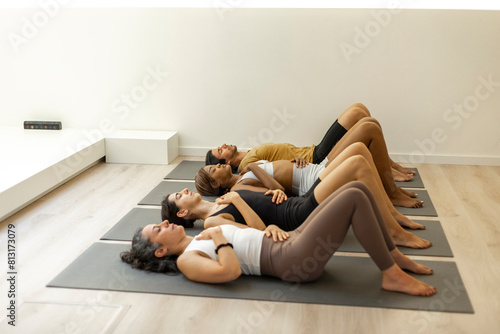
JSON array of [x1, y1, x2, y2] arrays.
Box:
[[344, 155, 371, 175], [338, 106, 370, 129], [343, 142, 371, 158], [357, 117, 381, 128], [356, 120, 383, 137], [347, 106, 370, 120], [350, 103, 369, 113]]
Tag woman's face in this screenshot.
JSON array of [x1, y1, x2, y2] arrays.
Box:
[[142, 220, 185, 256], [203, 163, 232, 185], [168, 188, 201, 211]]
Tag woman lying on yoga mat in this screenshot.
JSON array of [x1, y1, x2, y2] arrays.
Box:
[[162, 149, 430, 249], [121, 182, 437, 296], [198, 142, 422, 209], [207, 103, 415, 183]]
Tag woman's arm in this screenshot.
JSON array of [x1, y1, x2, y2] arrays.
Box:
[[177, 227, 241, 283], [233, 163, 288, 204], [243, 163, 285, 192], [215, 192, 267, 230]]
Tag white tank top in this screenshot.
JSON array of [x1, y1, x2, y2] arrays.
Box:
[[237, 160, 274, 184], [183, 225, 265, 275]]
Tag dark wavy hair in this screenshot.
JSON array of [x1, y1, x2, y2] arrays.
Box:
[[160, 195, 196, 228], [195, 168, 228, 196], [120, 227, 180, 274]]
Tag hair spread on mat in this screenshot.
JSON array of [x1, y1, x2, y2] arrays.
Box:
[[120, 228, 180, 274]]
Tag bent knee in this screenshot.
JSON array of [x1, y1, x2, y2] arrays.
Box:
[[350, 103, 368, 111], [348, 106, 370, 120], [345, 155, 371, 174], [358, 120, 382, 134], [357, 117, 381, 128], [344, 142, 371, 157]]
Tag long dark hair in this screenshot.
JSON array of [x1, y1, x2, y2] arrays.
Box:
[[160, 195, 196, 228], [195, 168, 228, 196], [120, 228, 180, 274]]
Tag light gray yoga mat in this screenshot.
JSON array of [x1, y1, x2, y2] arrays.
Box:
[[395, 168, 424, 188], [164, 160, 205, 180], [138, 181, 217, 206], [47, 242, 473, 314], [395, 189, 438, 217], [101, 209, 452, 257]]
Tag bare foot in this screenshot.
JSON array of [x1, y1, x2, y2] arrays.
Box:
[[394, 212, 425, 230], [399, 187, 417, 198], [390, 248, 433, 274], [392, 229, 432, 249], [382, 264, 437, 296], [390, 192, 424, 208], [392, 168, 414, 182], [390, 161, 416, 175]]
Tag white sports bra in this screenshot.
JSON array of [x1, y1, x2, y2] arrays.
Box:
[[183, 225, 264, 275], [236, 160, 274, 184]]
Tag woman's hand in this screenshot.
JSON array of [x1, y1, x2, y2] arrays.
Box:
[[291, 157, 308, 168], [264, 225, 289, 242], [264, 189, 287, 204], [195, 226, 222, 240], [215, 191, 241, 205]]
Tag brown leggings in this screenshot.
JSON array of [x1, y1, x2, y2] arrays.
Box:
[[259, 181, 396, 283]]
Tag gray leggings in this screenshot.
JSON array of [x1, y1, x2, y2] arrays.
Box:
[[259, 181, 396, 283]]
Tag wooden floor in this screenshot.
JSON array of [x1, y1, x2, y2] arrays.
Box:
[[1, 157, 499, 333]]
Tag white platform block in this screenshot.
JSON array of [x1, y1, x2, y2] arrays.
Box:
[[105, 130, 178, 164], [0, 127, 105, 222]]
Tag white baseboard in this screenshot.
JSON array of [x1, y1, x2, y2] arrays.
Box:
[[178, 146, 213, 157], [389, 153, 500, 166]]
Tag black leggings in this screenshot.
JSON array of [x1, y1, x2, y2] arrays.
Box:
[[259, 181, 396, 283], [312, 119, 347, 164]]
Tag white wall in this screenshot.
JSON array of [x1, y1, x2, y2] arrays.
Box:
[[0, 7, 499, 165]]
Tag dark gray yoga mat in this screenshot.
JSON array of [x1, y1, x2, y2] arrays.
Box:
[[47, 242, 473, 313], [395, 168, 424, 188], [338, 220, 453, 257], [101, 209, 451, 257], [166, 161, 425, 188], [138, 181, 217, 206], [395, 190, 438, 217], [164, 160, 205, 180]]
